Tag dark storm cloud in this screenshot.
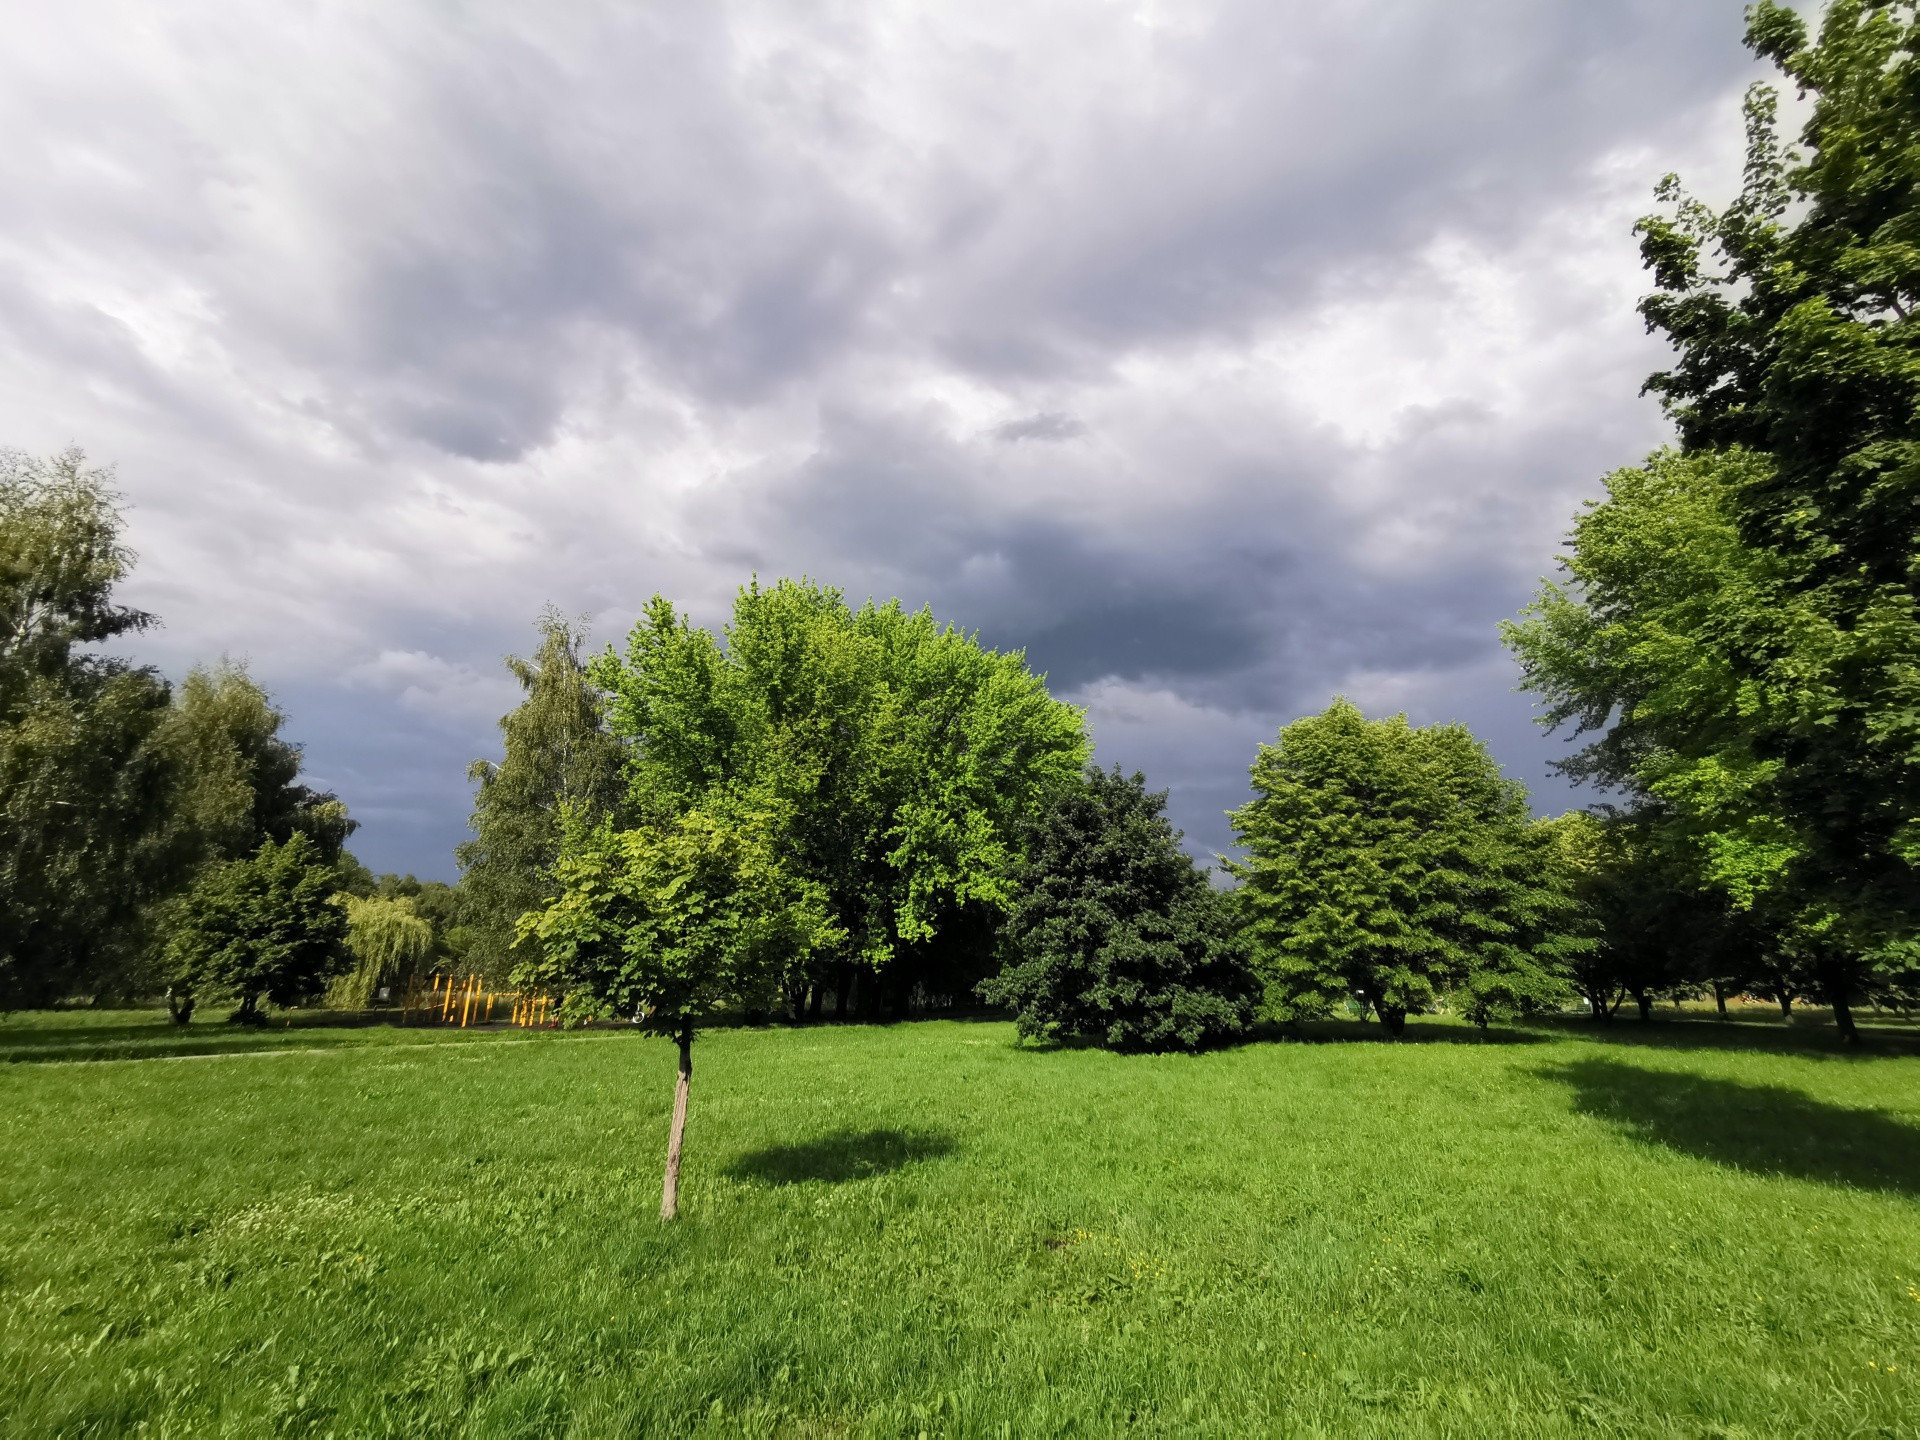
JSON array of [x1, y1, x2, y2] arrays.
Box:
[[0, 0, 1775, 873]]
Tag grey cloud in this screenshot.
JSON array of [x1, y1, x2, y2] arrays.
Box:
[[0, 0, 1771, 874], [993, 413, 1085, 443]]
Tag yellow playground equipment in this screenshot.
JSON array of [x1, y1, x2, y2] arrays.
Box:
[[400, 973, 556, 1027]]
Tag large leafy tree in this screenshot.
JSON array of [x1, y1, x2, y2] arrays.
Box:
[[593, 579, 1088, 1013], [458, 611, 626, 981], [1, 450, 180, 1007], [164, 832, 352, 1023], [157, 661, 357, 873], [519, 578, 1084, 1215], [981, 765, 1256, 1051], [1506, 2, 1920, 1037], [1227, 700, 1574, 1035]]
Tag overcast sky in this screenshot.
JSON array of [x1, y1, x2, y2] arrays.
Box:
[[1, 1, 1775, 877]]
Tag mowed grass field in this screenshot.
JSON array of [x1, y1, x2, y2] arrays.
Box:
[[2, 1011, 1918, 1438]]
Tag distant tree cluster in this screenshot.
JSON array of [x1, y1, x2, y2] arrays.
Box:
[[0, 450, 364, 1016]]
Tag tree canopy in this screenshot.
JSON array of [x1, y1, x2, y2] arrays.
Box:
[[590, 579, 1089, 1001], [981, 765, 1255, 1051], [458, 610, 625, 980], [1227, 699, 1574, 1035], [1505, 1, 1920, 1035]]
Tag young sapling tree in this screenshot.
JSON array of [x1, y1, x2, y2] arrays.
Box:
[[517, 802, 836, 1219]]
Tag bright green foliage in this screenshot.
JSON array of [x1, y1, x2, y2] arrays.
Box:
[[459, 611, 626, 981], [359, 873, 473, 974], [1513, 2, 1920, 1021], [981, 765, 1256, 1051], [0, 448, 152, 698], [516, 805, 840, 1035], [1504, 451, 1803, 907], [164, 833, 351, 1022], [588, 579, 1088, 1005], [331, 895, 435, 1008], [1227, 700, 1575, 1034]]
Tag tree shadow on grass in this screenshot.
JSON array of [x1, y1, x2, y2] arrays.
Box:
[[1529, 1014, 1920, 1061], [724, 1128, 957, 1186], [1287, 1020, 1550, 1047], [1540, 1057, 1920, 1197]]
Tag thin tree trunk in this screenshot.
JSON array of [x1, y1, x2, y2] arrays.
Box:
[[1634, 990, 1652, 1022], [1778, 993, 1793, 1019], [1713, 980, 1728, 1019], [807, 983, 823, 1022], [660, 1027, 693, 1222], [834, 965, 854, 1021]]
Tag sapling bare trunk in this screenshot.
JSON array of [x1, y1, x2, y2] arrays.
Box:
[[660, 1026, 693, 1221]]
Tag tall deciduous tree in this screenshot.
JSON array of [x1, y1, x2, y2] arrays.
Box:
[[459, 611, 626, 980], [1, 450, 176, 1007], [157, 661, 357, 874], [0, 452, 356, 1010], [593, 580, 1088, 1012], [164, 833, 352, 1023], [1508, 3, 1920, 1038], [980, 765, 1256, 1051], [1227, 700, 1573, 1036]]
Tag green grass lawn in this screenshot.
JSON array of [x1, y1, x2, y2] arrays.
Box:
[[2, 1010, 1917, 1437]]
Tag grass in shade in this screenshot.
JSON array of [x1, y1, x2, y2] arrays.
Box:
[[1, 1007, 1917, 1437]]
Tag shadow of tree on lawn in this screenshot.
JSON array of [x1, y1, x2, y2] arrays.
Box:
[[1530, 1014, 1920, 1060], [1540, 1057, 1920, 1197], [725, 1128, 957, 1186]]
